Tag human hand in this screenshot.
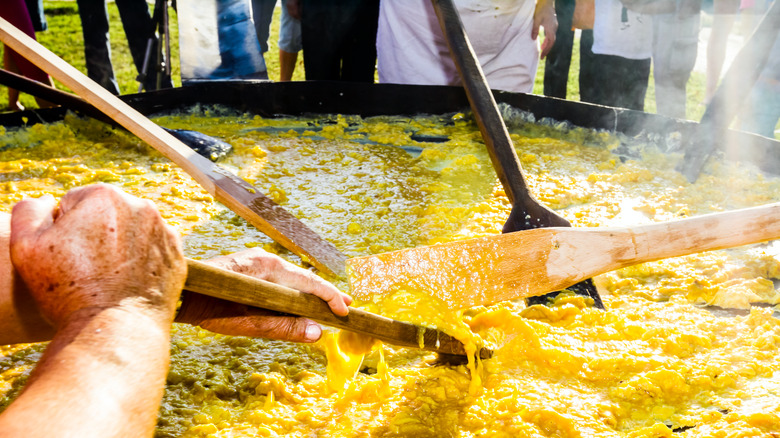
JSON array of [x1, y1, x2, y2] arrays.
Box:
[[533, 0, 558, 59], [175, 248, 352, 342], [9, 184, 187, 328]]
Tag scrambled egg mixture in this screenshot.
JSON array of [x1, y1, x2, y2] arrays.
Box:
[[1, 108, 780, 437]]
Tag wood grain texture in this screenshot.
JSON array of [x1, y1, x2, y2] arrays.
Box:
[[0, 18, 347, 277], [430, 0, 563, 221], [348, 203, 780, 309], [185, 259, 491, 358]]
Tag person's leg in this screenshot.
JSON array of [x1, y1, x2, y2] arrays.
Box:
[[4, 49, 24, 111], [741, 86, 780, 138], [617, 57, 651, 111], [278, 0, 302, 81], [300, 0, 345, 80], [116, 0, 173, 91], [23, 0, 47, 32], [251, 0, 276, 54], [741, 38, 780, 138], [706, 0, 739, 102], [279, 50, 298, 81], [340, 0, 380, 82], [578, 29, 599, 103], [543, 0, 576, 98], [76, 0, 120, 94], [652, 13, 700, 119]]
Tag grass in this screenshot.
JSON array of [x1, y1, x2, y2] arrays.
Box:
[[0, 2, 767, 133]]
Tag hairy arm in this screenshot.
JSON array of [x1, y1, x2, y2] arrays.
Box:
[[0, 185, 186, 438], [0, 306, 171, 438], [0, 213, 55, 345]]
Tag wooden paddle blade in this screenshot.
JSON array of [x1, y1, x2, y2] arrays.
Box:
[[349, 202, 780, 310], [185, 259, 492, 358], [430, 0, 603, 306], [347, 230, 566, 310], [0, 18, 347, 278]]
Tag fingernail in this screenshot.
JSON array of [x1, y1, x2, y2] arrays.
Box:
[[305, 324, 322, 341]]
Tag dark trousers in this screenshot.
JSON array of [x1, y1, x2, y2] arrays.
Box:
[[582, 40, 651, 112], [300, 0, 380, 82], [24, 0, 47, 31], [543, 6, 600, 104], [76, 0, 172, 94], [543, 0, 575, 98]]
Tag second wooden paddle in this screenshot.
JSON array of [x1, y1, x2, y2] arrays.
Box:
[[429, 0, 604, 307], [348, 203, 780, 310], [0, 18, 347, 278], [185, 259, 491, 359]]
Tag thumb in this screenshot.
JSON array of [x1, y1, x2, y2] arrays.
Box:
[[531, 23, 540, 41], [10, 195, 57, 256]]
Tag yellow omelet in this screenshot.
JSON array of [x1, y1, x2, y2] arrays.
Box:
[[1, 108, 779, 437]]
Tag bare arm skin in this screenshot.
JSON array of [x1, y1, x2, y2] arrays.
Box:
[[0, 184, 187, 438], [0, 212, 55, 344], [533, 0, 558, 59], [0, 202, 352, 346], [176, 248, 353, 343]]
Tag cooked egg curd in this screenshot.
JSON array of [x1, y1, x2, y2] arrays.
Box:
[[1, 108, 779, 437]]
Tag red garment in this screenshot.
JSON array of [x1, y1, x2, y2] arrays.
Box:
[[1, 0, 50, 83]]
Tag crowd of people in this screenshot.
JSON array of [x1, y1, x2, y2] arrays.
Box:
[[2, 0, 778, 130]]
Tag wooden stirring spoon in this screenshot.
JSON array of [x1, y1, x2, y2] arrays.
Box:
[[348, 202, 780, 310], [430, 0, 604, 307], [185, 259, 492, 359]]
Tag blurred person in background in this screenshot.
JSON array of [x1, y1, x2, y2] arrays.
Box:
[[740, 35, 780, 139], [377, 0, 557, 93], [705, 0, 740, 103], [75, 0, 173, 94], [1, 0, 55, 111], [544, 0, 577, 98], [543, 0, 600, 103], [251, 0, 302, 82], [24, 0, 47, 32], [586, 0, 653, 111], [295, 0, 380, 82], [647, 0, 703, 119], [279, 0, 302, 81], [251, 0, 275, 78], [0, 184, 352, 437]]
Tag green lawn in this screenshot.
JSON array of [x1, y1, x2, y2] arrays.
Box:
[[0, 2, 748, 127]]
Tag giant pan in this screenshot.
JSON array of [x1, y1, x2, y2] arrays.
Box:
[[2, 80, 779, 175]]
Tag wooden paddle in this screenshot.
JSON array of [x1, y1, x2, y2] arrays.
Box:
[[0, 68, 234, 161], [348, 202, 780, 310], [429, 0, 604, 307], [185, 259, 491, 359], [0, 18, 347, 278]]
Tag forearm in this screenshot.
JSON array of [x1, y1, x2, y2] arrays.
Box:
[[0, 213, 54, 345], [0, 305, 171, 438]]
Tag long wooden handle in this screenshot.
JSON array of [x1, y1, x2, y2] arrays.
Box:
[[184, 259, 491, 358], [547, 202, 780, 288], [0, 18, 347, 278], [430, 0, 535, 209]]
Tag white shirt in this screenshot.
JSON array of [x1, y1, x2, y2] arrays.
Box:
[[593, 0, 653, 59], [377, 0, 539, 93]]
